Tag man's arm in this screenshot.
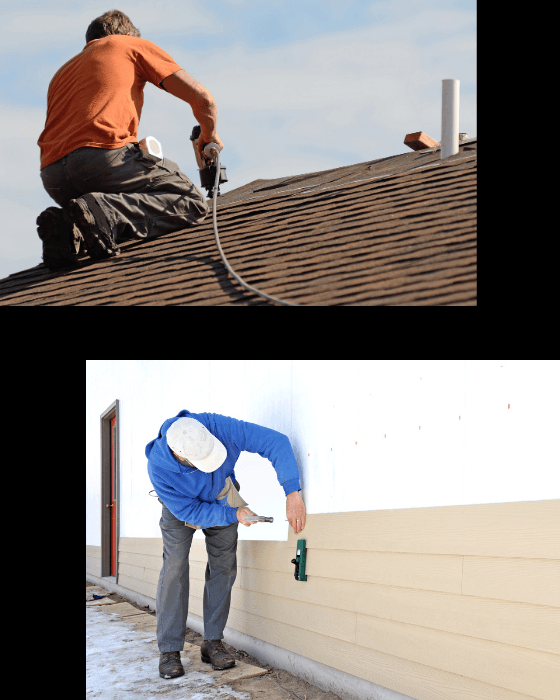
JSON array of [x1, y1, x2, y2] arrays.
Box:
[[160, 69, 218, 139]]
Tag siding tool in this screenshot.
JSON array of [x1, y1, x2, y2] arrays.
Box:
[[291, 539, 307, 581]]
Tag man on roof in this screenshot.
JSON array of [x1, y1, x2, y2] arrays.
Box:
[[146, 410, 306, 680], [36, 9, 224, 271]]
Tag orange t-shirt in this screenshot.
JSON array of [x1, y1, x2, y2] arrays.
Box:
[[37, 35, 182, 170]]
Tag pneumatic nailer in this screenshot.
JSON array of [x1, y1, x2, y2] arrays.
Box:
[[189, 125, 228, 199]]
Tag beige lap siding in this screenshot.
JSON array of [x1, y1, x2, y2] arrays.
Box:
[[87, 499, 560, 700]]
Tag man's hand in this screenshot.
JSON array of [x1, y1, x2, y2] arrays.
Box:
[[237, 507, 257, 527], [286, 491, 306, 535], [199, 133, 224, 164]]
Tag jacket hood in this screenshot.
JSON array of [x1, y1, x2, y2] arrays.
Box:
[[145, 410, 197, 474]]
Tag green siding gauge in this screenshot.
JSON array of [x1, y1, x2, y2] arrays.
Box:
[[291, 540, 307, 581]]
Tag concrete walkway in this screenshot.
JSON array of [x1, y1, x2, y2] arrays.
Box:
[[86, 585, 266, 699]]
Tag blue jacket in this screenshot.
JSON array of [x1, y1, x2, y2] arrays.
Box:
[[146, 409, 301, 528]]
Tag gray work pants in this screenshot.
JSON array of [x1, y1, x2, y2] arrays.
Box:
[[156, 484, 240, 652], [39, 143, 209, 244]]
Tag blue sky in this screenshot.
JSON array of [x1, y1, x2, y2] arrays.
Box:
[[0, 0, 476, 280]]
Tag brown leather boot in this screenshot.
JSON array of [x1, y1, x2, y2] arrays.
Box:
[[200, 639, 236, 670], [159, 650, 184, 679]]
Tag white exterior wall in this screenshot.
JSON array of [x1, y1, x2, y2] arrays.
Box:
[[86, 360, 560, 546]]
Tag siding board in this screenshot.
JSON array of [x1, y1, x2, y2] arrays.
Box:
[[119, 550, 161, 572], [117, 573, 156, 599], [86, 544, 101, 559], [286, 501, 560, 558], [118, 537, 163, 558], [86, 558, 101, 576], [118, 561, 149, 584], [86, 545, 101, 577], [306, 548, 463, 593], [355, 613, 558, 699], [463, 556, 560, 608]]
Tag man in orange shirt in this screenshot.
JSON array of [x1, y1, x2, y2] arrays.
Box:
[[37, 10, 223, 271]]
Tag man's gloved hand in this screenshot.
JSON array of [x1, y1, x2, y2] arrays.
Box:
[[237, 506, 257, 526]]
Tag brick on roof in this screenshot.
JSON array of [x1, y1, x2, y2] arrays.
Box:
[[0, 138, 476, 306]]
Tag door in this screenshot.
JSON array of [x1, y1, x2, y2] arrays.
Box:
[[110, 416, 117, 576]]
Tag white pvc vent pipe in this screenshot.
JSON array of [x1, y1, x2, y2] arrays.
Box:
[[441, 79, 460, 159]]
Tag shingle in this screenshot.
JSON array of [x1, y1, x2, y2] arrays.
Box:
[[0, 139, 476, 306]]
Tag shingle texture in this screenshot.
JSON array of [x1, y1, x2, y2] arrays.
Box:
[[0, 138, 476, 305]]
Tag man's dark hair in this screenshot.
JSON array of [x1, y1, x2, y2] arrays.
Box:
[[85, 9, 141, 44]]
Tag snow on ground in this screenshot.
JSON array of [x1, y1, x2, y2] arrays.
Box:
[[86, 608, 251, 700]]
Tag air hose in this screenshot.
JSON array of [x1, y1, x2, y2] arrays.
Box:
[[204, 144, 300, 307]]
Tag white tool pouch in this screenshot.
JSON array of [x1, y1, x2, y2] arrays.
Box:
[[138, 135, 163, 160], [184, 477, 248, 529]]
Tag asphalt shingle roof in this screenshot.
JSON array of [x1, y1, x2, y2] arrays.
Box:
[[0, 138, 476, 306]]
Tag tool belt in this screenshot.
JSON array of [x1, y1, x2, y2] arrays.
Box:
[[184, 477, 248, 530]]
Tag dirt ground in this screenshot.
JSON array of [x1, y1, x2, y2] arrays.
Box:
[[86, 581, 342, 700]]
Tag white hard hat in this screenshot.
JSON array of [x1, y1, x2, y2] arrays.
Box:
[[166, 417, 227, 472]]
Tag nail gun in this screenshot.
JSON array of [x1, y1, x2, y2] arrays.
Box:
[[189, 125, 228, 199]]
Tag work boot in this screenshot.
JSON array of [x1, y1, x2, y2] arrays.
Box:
[[36, 206, 82, 271], [200, 639, 236, 670], [158, 651, 184, 679], [66, 194, 121, 261]]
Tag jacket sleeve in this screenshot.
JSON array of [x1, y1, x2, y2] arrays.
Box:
[[218, 415, 301, 496], [148, 463, 239, 528]]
